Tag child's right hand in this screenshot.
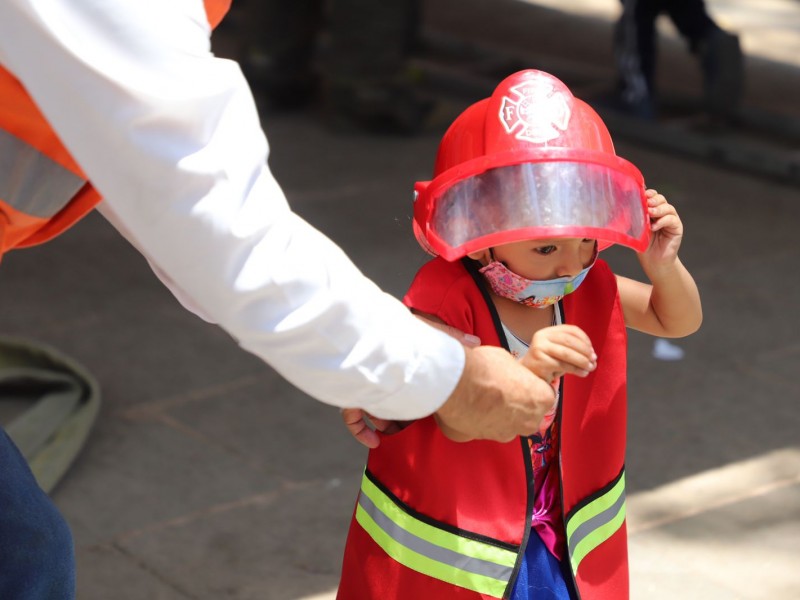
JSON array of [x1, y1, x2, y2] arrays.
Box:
[[522, 325, 597, 390]]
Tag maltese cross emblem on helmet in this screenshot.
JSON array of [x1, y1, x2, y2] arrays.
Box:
[[499, 81, 571, 144]]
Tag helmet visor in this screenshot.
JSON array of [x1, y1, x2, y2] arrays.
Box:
[[421, 157, 649, 260]]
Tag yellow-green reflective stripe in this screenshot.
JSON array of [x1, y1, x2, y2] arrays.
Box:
[[361, 474, 518, 568], [566, 472, 626, 573], [357, 473, 517, 597], [0, 129, 85, 217], [570, 501, 626, 572]]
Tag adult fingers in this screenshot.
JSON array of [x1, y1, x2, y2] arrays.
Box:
[[435, 346, 556, 442]]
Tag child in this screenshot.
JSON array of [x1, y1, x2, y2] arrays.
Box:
[[337, 70, 702, 600]]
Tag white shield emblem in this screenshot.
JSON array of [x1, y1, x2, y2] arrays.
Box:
[[499, 81, 571, 144]]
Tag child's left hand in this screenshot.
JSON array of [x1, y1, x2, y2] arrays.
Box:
[[341, 408, 406, 449], [641, 189, 683, 272]]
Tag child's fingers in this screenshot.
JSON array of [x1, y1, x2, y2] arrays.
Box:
[[524, 351, 591, 384], [540, 343, 596, 375], [648, 198, 675, 218], [651, 213, 682, 233], [539, 324, 593, 347], [535, 325, 596, 361], [340, 408, 381, 448], [370, 416, 405, 435], [529, 328, 597, 378]]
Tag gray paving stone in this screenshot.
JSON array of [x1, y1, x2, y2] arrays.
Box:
[[77, 544, 192, 600], [56, 410, 289, 546], [630, 483, 800, 599], [113, 479, 356, 600]]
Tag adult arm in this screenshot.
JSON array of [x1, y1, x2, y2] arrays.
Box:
[[0, 1, 558, 439], [0, 0, 464, 419]]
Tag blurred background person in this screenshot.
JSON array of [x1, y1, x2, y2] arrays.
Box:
[[613, 0, 744, 120]]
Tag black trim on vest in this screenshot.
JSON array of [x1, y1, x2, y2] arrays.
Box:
[[461, 258, 509, 352], [556, 301, 581, 600], [563, 465, 626, 526], [363, 468, 520, 553], [460, 256, 539, 599]]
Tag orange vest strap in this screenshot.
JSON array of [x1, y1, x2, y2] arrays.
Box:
[[204, 0, 232, 29]]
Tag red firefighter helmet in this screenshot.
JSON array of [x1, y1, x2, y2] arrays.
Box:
[[413, 70, 649, 260]]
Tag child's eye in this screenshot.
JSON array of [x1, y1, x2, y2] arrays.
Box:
[[535, 245, 557, 255]]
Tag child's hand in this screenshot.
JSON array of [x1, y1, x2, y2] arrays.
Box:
[[340, 408, 406, 448], [522, 325, 597, 390], [641, 189, 683, 272]]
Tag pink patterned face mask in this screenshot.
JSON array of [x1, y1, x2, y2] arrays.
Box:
[[479, 250, 597, 308]]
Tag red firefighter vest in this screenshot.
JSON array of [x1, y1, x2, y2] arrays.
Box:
[[0, 0, 231, 255], [338, 257, 629, 600]]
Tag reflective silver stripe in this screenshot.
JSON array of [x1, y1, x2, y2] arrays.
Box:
[[565, 471, 627, 573], [567, 487, 626, 559], [355, 472, 517, 596], [358, 490, 515, 582], [0, 129, 85, 218]]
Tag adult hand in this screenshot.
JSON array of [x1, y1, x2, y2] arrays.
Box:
[[434, 345, 557, 443]]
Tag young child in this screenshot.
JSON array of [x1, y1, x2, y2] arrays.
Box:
[[337, 70, 702, 600]]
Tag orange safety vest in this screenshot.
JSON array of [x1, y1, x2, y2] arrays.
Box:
[[0, 0, 231, 255], [338, 257, 629, 599]]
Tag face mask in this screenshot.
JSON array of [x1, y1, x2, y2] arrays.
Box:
[[479, 248, 597, 308]]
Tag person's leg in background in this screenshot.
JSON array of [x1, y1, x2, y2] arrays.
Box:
[[665, 0, 743, 119], [614, 0, 662, 119], [614, 0, 743, 120], [0, 429, 75, 600]]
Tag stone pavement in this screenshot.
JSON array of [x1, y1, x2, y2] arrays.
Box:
[[0, 0, 798, 598], [627, 448, 800, 598]]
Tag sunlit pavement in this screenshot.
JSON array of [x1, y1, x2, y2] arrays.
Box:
[[0, 1, 797, 598]]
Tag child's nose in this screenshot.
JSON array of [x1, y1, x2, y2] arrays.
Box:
[[556, 254, 584, 278]]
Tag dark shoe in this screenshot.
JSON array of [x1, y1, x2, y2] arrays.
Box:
[[618, 92, 656, 120], [591, 87, 656, 121]]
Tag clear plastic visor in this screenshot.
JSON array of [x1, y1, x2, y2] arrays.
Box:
[[427, 160, 648, 259]]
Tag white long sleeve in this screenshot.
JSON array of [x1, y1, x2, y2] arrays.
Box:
[[0, 0, 465, 419]]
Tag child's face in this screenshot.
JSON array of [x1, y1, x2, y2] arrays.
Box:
[[469, 238, 596, 281]]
